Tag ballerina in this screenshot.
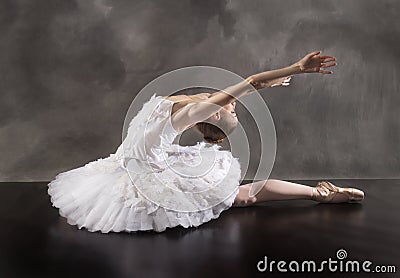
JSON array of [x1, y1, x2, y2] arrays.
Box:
[[48, 50, 364, 233]]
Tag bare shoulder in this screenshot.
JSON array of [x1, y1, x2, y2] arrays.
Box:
[[164, 95, 189, 102], [167, 93, 213, 132], [166, 93, 211, 115], [163, 95, 190, 115]]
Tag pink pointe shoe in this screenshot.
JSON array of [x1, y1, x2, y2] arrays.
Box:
[[311, 181, 365, 203]]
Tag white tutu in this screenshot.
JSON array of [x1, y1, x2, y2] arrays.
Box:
[[48, 94, 242, 233]]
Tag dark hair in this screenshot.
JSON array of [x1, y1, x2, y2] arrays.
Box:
[[194, 108, 238, 144]]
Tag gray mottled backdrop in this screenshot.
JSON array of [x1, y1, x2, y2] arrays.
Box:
[[1, 0, 399, 181]]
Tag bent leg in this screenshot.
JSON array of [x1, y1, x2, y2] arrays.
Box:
[[233, 179, 313, 207]]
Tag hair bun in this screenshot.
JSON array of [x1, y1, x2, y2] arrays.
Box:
[[204, 137, 224, 144]]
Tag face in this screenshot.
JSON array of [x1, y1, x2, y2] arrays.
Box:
[[223, 101, 237, 118], [203, 94, 237, 121], [210, 100, 238, 123]]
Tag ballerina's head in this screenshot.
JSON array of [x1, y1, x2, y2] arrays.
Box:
[[194, 101, 238, 144]]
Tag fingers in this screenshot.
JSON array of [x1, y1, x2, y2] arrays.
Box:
[[311, 50, 322, 56], [320, 55, 336, 60], [320, 57, 336, 63], [319, 69, 333, 74], [320, 62, 337, 68], [282, 76, 291, 86], [305, 50, 322, 59], [300, 51, 336, 75]]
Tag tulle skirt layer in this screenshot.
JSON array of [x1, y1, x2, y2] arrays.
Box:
[[48, 145, 241, 233]]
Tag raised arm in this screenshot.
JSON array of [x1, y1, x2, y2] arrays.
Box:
[[207, 51, 335, 104], [171, 51, 336, 131]]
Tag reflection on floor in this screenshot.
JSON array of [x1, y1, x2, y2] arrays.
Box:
[[0, 180, 399, 278]]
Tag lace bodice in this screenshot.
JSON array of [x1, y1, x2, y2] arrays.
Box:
[[114, 94, 180, 165]]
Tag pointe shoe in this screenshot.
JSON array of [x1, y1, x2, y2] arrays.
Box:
[[311, 181, 364, 203]]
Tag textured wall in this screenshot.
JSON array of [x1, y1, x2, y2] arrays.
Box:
[[1, 0, 399, 181]]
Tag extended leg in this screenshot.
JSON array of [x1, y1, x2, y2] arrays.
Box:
[[232, 179, 363, 207], [233, 179, 313, 207]]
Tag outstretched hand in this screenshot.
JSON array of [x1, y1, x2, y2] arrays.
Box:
[[293, 51, 337, 74], [247, 50, 337, 92]]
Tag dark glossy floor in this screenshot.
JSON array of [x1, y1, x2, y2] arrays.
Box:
[[0, 180, 399, 278]]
